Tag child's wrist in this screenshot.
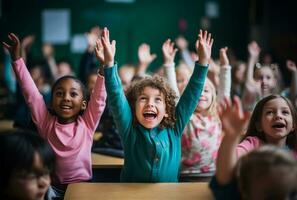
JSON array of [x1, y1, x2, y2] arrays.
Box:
[[198, 58, 208, 66], [105, 61, 114, 67], [163, 62, 174, 67]]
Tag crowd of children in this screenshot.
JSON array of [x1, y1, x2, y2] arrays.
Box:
[[1, 24, 297, 200]]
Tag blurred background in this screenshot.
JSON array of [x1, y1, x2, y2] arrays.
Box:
[[0, 0, 297, 119]]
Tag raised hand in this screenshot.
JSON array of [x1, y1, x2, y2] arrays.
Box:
[[97, 27, 116, 67], [86, 26, 101, 52], [162, 39, 178, 65], [248, 41, 261, 59], [195, 30, 214, 66], [138, 43, 157, 66], [2, 33, 21, 61], [286, 60, 297, 72], [21, 35, 35, 50], [219, 47, 229, 66], [218, 96, 250, 139]]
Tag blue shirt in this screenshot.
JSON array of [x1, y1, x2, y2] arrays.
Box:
[[104, 62, 208, 182]]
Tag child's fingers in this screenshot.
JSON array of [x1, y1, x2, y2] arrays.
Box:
[[106, 28, 110, 40], [10, 33, 20, 43], [209, 38, 214, 49], [173, 48, 178, 54], [2, 42, 10, 50], [203, 30, 208, 41], [233, 95, 244, 119], [206, 33, 212, 44], [111, 40, 116, 50], [195, 39, 199, 52]]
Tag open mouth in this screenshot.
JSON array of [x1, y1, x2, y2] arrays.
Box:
[[272, 123, 286, 129], [60, 105, 72, 110], [143, 111, 157, 120]]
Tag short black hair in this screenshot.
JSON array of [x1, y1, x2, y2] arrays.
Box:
[[51, 75, 87, 101], [0, 130, 55, 190]]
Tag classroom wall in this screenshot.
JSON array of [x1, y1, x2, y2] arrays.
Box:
[[0, 0, 250, 72]]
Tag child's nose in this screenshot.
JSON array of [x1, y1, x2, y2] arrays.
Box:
[[275, 112, 283, 119], [37, 175, 50, 188], [63, 93, 71, 101], [147, 99, 154, 106]]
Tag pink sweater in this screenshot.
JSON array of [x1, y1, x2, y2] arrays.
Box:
[[13, 58, 107, 184], [237, 136, 297, 158]]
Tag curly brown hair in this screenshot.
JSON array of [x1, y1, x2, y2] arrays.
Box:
[[126, 75, 178, 129]]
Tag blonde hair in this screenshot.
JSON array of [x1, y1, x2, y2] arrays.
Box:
[[199, 78, 219, 119]]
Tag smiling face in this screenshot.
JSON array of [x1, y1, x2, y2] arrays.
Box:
[[255, 66, 276, 96], [196, 80, 214, 113], [135, 86, 168, 129], [5, 153, 50, 200], [260, 98, 294, 146], [51, 77, 86, 124]]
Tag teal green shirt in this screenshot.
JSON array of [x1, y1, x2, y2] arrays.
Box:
[[104, 63, 208, 182]]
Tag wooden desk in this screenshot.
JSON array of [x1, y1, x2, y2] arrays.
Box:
[[0, 120, 14, 131], [64, 182, 213, 200], [91, 153, 124, 169]]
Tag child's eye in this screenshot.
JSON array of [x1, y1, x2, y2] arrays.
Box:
[[266, 110, 273, 115], [139, 97, 147, 101], [282, 110, 290, 115], [70, 92, 78, 97], [55, 91, 63, 97], [155, 97, 162, 102]]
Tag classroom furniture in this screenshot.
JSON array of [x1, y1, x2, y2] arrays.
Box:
[[64, 182, 213, 200], [0, 120, 14, 131], [91, 153, 124, 182], [91, 153, 124, 169]]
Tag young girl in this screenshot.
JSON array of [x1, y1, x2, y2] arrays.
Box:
[[215, 94, 297, 188], [0, 130, 55, 200], [242, 41, 280, 111], [95, 27, 213, 182], [3, 33, 107, 198], [210, 145, 297, 200], [162, 41, 230, 180]]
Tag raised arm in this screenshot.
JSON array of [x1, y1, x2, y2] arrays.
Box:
[[99, 28, 133, 139], [3, 33, 48, 131], [162, 39, 180, 97], [217, 47, 232, 102], [136, 43, 156, 77], [286, 60, 297, 105], [245, 41, 261, 91], [216, 96, 250, 185], [175, 30, 213, 134]]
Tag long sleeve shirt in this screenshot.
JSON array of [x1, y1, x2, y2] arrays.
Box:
[[13, 58, 106, 184], [104, 62, 208, 182]]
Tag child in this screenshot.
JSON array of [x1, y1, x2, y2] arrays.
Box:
[[242, 41, 280, 111], [0, 130, 55, 200], [162, 41, 230, 180], [3, 33, 107, 198], [95, 27, 213, 182], [210, 145, 297, 200], [215, 94, 297, 189]]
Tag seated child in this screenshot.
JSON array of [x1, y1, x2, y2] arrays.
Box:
[[0, 130, 55, 200], [95, 27, 213, 182], [210, 145, 297, 200], [3, 32, 106, 199]]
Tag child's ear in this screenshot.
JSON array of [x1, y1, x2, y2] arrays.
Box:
[[81, 100, 87, 110], [164, 113, 169, 118]]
